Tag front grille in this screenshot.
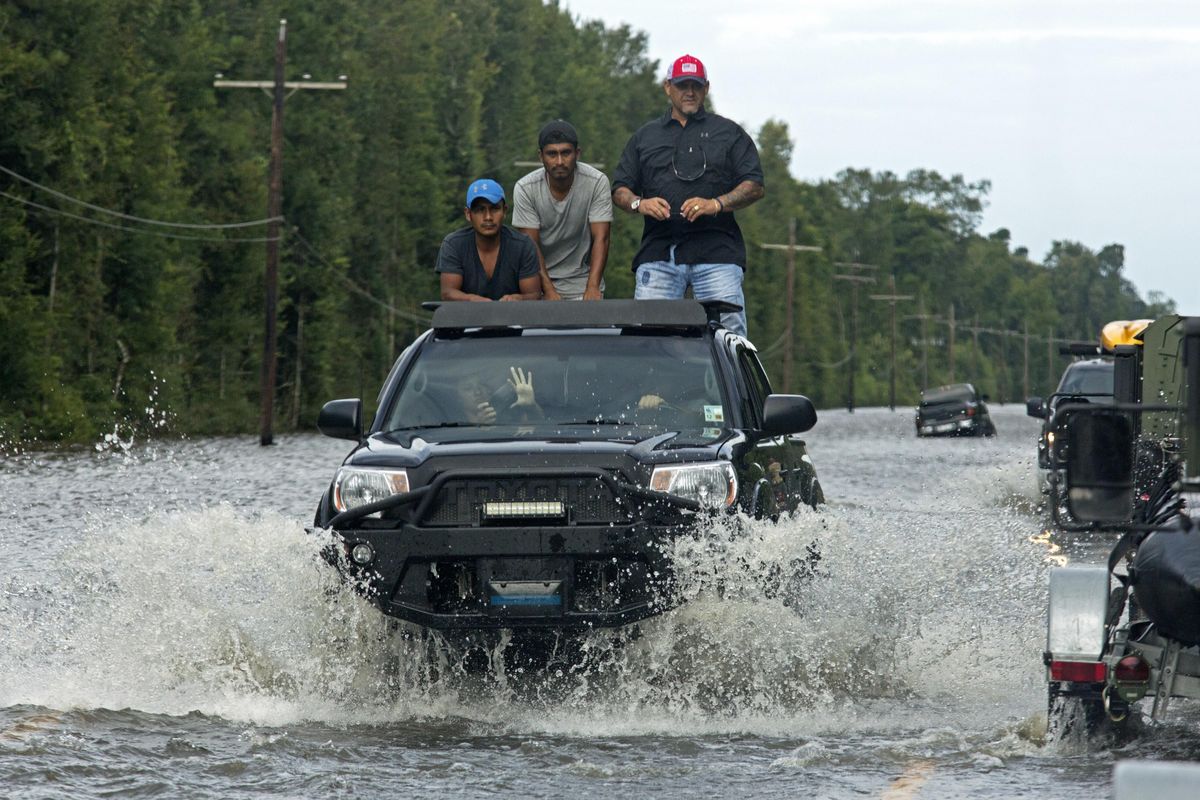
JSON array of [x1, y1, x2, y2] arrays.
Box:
[[423, 475, 626, 526]]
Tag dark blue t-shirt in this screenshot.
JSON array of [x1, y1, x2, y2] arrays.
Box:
[[435, 226, 539, 300]]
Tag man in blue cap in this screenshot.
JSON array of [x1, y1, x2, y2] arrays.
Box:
[[437, 178, 542, 301]]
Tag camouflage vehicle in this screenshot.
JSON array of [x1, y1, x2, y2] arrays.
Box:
[[1044, 316, 1200, 734]]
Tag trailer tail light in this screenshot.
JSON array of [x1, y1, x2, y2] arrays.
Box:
[[1113, 655, 1151, 703], [1114, 655, 1150, 683], [1050, 660, 1107, 682]]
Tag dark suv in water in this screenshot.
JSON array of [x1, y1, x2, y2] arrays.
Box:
[[914, 383, 996, 437], [313, 300, 823, 633], [1027, 358, 1114, 470]]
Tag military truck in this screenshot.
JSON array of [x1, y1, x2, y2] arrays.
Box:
[[1028, 320, 1150, 514], [1043, 315, 1200, 734]]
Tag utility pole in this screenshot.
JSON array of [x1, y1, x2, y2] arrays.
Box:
[[832, 262, 877, 412], [760, 227, 821, 393], [1047, 328, 1055, 393], [214, 19, 347, 445], [903, 298, 936, 391], [973, 316, 981, 360], [1023, 320, 1030, 399], [947, 304, 956, 383], [869, 274, 913, 411]]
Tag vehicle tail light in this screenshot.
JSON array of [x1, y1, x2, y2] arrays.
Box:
[[1114, 655, 1150, 683], [1049, 660, 1106, 682], [967, 406, 976, 416]]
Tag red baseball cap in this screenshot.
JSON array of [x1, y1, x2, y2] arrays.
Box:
[[667, 54, 707, 84]]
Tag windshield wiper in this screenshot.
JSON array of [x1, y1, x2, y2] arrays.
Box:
[[559, 419, 631, 426]]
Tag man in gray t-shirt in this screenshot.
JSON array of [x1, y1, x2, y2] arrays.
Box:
[[512, 120, 613, 301]]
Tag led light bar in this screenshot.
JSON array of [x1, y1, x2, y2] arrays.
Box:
[[482, 501, 566, 518]]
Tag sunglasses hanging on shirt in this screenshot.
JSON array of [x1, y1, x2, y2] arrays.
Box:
[[671, 134, 707, 182]]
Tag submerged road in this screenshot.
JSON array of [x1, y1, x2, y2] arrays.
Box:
[[1, 405, 1197, 797]]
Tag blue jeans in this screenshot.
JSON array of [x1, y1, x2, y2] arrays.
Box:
[[634, 250, 747, 336]]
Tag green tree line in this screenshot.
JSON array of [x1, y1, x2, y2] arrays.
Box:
[[0, 0, 1174, 442]]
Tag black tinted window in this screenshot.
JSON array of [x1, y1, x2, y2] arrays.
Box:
[[920, 384, 976, 405], [384, 334, 725, 434], [1058, 363, 1114, 395]]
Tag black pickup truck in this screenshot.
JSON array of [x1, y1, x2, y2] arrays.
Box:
[[915, 383, 996, 437], [312, 300, 823, 633]]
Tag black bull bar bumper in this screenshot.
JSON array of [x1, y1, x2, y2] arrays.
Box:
[[321, 467, 701, 630]]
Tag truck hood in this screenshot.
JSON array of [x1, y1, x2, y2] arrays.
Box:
[[345, 427, 741, 470]]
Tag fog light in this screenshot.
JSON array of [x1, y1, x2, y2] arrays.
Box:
[[482, 500, 566, 519], [350, 542, 375, 565]]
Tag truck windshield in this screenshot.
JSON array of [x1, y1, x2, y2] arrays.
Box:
[[1058, 363, 1114, 396], [383, 334, 725, 434]]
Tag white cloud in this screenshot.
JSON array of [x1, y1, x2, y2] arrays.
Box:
[[822, 27, 1200, 45]]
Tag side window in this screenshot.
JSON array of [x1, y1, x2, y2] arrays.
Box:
[[736, 346, 772, 427]]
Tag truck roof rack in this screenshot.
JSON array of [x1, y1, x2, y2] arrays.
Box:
[[431, 299, 727, 333]]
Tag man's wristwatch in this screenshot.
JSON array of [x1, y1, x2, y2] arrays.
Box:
[[630, 197, 641, 212]]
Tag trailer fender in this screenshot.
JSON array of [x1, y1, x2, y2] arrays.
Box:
[[1047, 566, 1110, 661]]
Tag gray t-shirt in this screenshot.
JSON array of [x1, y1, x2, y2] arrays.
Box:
[[511, 162, 613, 299]]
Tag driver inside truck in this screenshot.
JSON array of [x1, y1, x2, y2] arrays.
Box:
[[457, 366, 544, 424]]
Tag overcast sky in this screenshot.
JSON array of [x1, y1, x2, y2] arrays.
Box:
[[562, 0, 1199, 315]]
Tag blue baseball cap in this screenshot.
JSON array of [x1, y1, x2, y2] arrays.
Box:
[[465, 178, 505, 207]]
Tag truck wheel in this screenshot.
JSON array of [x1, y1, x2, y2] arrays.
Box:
[[1047, 690, 1106, 740], [1047, 686, 1134, 742]]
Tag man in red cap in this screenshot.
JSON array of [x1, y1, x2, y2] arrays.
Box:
[[612, 54, 764, 336]]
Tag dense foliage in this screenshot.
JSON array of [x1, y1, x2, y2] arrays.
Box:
[[0, 0, 1174, 442]]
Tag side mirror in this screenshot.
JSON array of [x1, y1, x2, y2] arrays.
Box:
[[1026, 396, 1046, 419], [318, 398, 363, 441], [1064, 410, 1134, 522], [762, 394, 817, 435]]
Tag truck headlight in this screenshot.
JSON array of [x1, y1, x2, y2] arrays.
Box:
[[332, 467, 410, 513], [649, 461, 737, 509]]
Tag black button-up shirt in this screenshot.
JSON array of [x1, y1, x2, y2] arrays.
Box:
[[613, 106, 764, 269]]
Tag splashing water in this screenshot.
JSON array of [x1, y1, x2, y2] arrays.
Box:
[[0, 432, 1049, 741], [10, 407, 1163, 798]]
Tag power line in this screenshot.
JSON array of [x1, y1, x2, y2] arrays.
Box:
[[289, 229, 432, 325], [0, 164, 280, 229], [0, 190, 279, 243]]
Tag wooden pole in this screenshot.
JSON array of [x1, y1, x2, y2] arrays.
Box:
[[832, 263, 877, 413], [783, 218, 796, 393], [258, 19, 286, 446], [759, 236, 822, 393], [213, 19, 347, 445], [1023, 320, 1030, 399], [1047, 327, 1055, 393], [869, 274, 913, 411], [948, 304, 955, 383]]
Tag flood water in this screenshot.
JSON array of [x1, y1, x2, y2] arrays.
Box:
[[2, 405, 1198, 798]]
